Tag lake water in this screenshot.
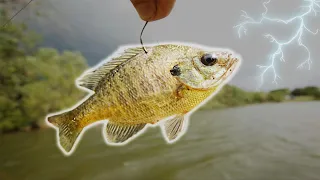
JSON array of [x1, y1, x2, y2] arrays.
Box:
[[1, 102, 320, 180]]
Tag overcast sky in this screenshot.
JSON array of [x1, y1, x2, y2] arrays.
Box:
[[17, 0, 320, 91]]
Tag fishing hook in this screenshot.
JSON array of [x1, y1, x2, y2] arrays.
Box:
[[140, 21, 148, 54]]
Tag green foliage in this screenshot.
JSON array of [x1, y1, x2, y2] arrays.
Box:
[[201, 85, 268, 110], [270, 88, 290, 94], [314, 91, 320, 100], [303, 87, 319, 95], [0, 49, 88, 132], [212, 85, 250, 106], [200, 85, 318, 110], [0, 11, 41, 57], [250, 92, 268, 103], [291, 86, 320, 98], [0, 11, 88, 132], [267, 88, 290, 102], [267, 93, 285, 102], [291, 88, 303, 96]]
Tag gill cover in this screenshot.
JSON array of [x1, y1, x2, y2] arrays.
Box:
[[174, 54, 228, 90]]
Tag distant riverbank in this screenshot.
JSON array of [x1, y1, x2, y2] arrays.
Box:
[[199, 85, 320, 110], [3, 95, 319, 135]]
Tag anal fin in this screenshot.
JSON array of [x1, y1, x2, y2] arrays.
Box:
[[162, 115, 186, 142], [104, 122, 146, 143]]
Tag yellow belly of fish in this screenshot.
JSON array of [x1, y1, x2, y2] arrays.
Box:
[[106, 86, 216, 125]]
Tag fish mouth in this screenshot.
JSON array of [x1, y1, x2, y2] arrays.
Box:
[[222, 58, 240, 80], [210, 57, 240, 86], [226, 58, 240, 72]]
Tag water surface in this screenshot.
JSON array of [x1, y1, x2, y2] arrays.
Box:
[[1, 102, 320, 180]]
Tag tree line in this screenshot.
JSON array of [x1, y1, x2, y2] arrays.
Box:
[[201, 85, 320, 110], [0, 10, 88, 133]]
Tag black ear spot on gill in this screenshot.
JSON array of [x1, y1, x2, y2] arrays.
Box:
[[170, 65, 181, 76]]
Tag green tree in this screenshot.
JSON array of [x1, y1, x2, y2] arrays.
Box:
[[291, 88, 303, 96], [291, 86, 319, 97], [267, 88, 290, 102], [267, 93, 284, 102], [303, 86, 319, 96], [314, 91, 320, 100], [267, 88, 289, 102], [250, 92, 267, 103], [213, 85, 249, 106], [270, 88, 290, 95], [201, 85, 264, 109], [0, 11, 88, 132]]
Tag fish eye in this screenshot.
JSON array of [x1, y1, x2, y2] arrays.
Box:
[[200, 54, 218, 66]]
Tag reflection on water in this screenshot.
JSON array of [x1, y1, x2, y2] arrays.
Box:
[[1, 102, 320, 180]]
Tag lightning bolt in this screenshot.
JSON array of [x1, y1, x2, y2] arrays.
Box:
[[234, 0, 320, 89]]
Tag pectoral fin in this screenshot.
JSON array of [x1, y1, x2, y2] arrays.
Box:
[[104, 122, 146, 143], [174, 84, 188, 99], [162, 115, 186, 142]]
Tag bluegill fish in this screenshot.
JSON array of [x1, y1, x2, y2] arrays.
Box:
[[46, 43, 241, 156]]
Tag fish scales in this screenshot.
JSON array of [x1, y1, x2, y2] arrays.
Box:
[[80, 45, 202, 125], [46, 43, 241, 155]]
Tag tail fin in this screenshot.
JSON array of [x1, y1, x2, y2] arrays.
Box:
[[47, 113, 83, 155]]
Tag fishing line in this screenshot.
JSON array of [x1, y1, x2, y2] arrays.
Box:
[[1, 0, 35, 28], [140, 21, 148, 54]]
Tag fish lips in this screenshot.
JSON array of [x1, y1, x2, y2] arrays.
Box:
[[221, 58, 240, 81]]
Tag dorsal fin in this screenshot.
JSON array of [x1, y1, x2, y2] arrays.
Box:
[[77, 47, 145, 91]]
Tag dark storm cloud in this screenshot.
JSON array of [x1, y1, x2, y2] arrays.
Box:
[[17, 0, 320, 91]]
